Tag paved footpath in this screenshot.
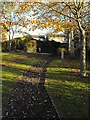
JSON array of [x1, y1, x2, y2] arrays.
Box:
[[2, 54, 60, 119]]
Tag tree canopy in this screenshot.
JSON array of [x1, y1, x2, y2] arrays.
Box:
[[1, 1, 90, 34]]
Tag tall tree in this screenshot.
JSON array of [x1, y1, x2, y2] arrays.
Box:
[[1, 1, 90, 77], [27, 1, 89, 77], [63, 1, 90, 77], [1, 2, 27, 51]]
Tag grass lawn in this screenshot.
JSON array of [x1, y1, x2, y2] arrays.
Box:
[[1, 51, 46, 109], [45, 58, 90, 118]]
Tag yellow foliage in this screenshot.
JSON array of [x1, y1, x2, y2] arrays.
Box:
[[33, 20, 37, 24], [0, 22, 4, 26], [62, 22, 72, 29], [39, 7, 43, 10], [29, 5, 34, 9], [22, 21, 25, 25], [57, 27, 64, 31], [45, 22, 49, 27], [58, 21, 62, 25], [5, 22, 11, 27], [12, 22, 17, 25]]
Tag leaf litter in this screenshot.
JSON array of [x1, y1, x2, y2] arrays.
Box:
[[2, 55, 60, 119]]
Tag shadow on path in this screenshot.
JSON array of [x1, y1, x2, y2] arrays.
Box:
[[2, 54, 60, 119]]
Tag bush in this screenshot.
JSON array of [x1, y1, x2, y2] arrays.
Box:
[[2, 37, 27, 52], [2, 41, 9, 52]]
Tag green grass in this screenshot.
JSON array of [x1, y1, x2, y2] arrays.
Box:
[[2, 52, 90, 118], [45, 59, 90, 118], [2, 51, 45, 108]]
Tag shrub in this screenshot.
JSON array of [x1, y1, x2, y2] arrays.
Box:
[[2, 37, 27, 52], [2, 41, 9, 52]]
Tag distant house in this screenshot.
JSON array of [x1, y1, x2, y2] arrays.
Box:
[[26, 38, 68, 55], [26, 39, 37, 53], [26, 32, 68, 54]]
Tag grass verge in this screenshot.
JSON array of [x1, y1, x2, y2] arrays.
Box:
[[45, 58, 90, 118]]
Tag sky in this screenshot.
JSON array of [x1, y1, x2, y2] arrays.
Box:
[[13, 29, 49, 38], [13, 26, 67, 43], [13, 25, 53, 38]]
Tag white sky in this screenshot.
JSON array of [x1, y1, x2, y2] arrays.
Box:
[[13, 26, 53, 38]]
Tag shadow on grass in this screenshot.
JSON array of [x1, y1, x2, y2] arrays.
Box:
[[45, 73, 89, 118], [2, 65, 25, 78], [48, 59, 90, 73], [45, 60, 89, 118], [46, 70, 89, 84], [2, 52, 51, 66]]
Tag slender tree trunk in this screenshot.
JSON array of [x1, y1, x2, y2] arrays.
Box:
[[68, 31, 71, 52], [9, 25, 14, 52], [68, 29, 74, 57], [78, 22, 86, 77], [68, 13, 75, 57], [68, 30, 75, 59], [11, 28, 14, 50], [9, 30, 11, 52]]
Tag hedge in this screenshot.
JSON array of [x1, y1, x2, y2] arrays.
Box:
[[2, 37, 27, 52]]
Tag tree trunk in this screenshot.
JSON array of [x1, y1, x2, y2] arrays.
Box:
[[68, 29, 74, 57], [8, 31, 11, 52], [79, 23, 86, 77]]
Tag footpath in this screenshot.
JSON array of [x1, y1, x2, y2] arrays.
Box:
[[2, 54, 60, 119]]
